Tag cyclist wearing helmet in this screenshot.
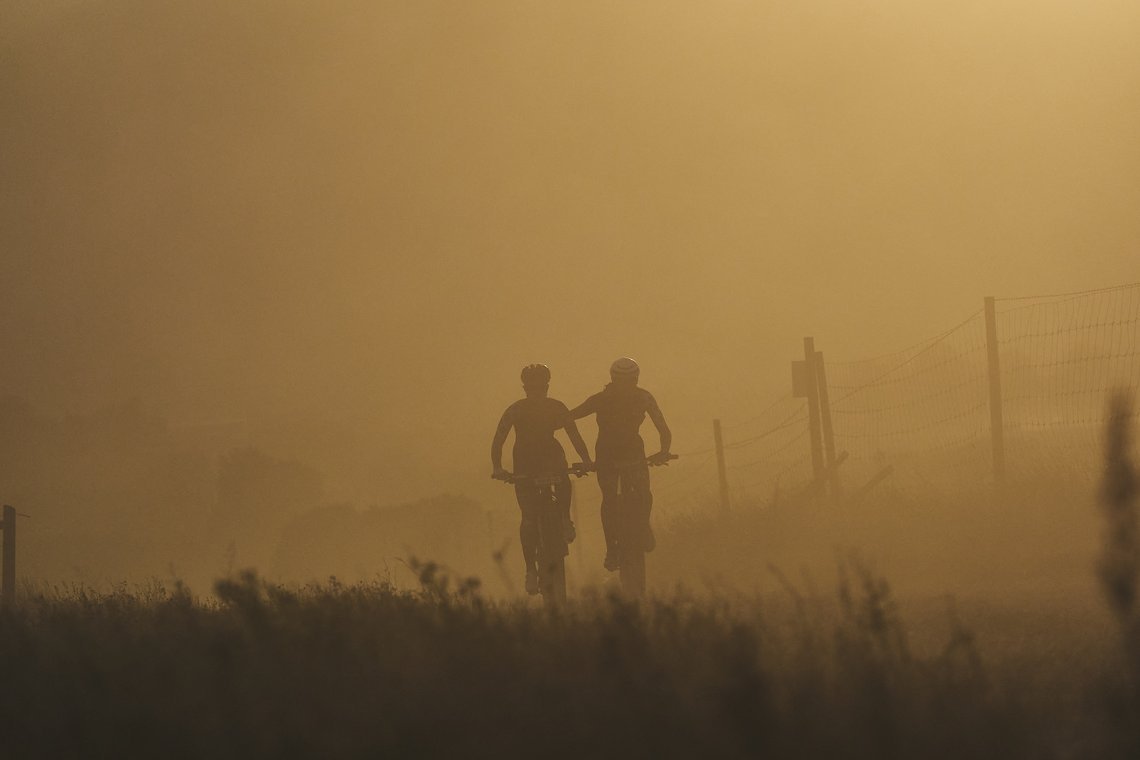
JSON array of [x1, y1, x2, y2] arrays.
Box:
[[571, 357, 672, 571], [491, 364, 594, 595]]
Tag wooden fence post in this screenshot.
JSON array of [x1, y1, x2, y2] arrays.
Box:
[[713, 419, 731, 514]]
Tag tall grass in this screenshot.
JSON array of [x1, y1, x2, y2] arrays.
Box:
[[2, 565, 1035, 759], [1097, 391, 1140, 757]]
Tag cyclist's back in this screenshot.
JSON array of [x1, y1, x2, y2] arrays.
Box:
[[577, 382, 660, 465], [571, 357, 672, 572], [491, 364, 593, 595], [503, 395, 573, 476]]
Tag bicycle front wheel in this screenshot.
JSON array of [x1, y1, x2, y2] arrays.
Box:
[[536, 487, 569, 605], [618, 545, 645, 597]]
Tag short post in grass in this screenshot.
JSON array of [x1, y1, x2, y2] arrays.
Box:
[[2, 505, 14, 605]]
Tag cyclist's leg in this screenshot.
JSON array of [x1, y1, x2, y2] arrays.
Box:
[[629, 462, 655, 551], [514, 484, 540, 592], [555, 476, 574, 543], [596, 465, 621, 570]]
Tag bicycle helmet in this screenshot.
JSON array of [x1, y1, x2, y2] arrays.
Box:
[[520, 363, 551, 387], [609, 357, 640, 380]]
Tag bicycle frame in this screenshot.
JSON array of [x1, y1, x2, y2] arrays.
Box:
[[495, 466, 588, 603], [605, 454, 677, 597]]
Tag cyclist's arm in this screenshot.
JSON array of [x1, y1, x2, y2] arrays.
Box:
[[563, 419, 594, 467], [569, 394, 599, 420], [490, 408, 513, 474], [647, 400, 673, 455]]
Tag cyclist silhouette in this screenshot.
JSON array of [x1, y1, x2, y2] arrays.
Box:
[[491, 364, 594, 594], [571, 357, 672, 571]]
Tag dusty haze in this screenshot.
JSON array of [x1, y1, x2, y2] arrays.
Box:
[[2, 1, 1139, 585]]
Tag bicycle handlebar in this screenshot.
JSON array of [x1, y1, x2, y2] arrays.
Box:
[[492, 454, 678, 483], [611, 453, 680, 470], [492, 463, 591, 485]]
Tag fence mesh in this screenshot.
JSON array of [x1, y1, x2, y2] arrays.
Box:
[[824, 310, 992, 494], [997, 283, 1140, 484]]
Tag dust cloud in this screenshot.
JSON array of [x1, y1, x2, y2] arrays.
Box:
[[2, 1, 1138, 587]]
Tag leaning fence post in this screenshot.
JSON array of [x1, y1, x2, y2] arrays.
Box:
[[814, 350, 842, 502], [2, 505, 15, 605], [984, 297, 1007, 487]]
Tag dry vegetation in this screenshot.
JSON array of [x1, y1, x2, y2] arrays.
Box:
[[0, 535, 1136, 758], [1, 408, 1137, 758], [0, 571, 1029, 759]]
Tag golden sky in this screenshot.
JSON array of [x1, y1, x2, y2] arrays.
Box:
[[3, 1, 1139, 499]]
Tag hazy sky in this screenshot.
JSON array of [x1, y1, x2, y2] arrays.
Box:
[[3, 0, 1139, 500]]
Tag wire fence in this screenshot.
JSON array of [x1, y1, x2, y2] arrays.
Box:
[[658, 281, 1140, 514], [997, 283, 1140, 483], [826, 309, 992, 494]]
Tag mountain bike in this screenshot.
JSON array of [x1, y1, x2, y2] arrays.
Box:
[[609, 453, 678, 597], [495, 464, 589, 604]]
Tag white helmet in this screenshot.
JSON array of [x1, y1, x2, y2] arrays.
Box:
[[609, 356, 640, 380]]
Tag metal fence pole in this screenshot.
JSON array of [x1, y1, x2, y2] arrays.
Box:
[[984, 296, 1007, 486], [713, 419, 731, 514]]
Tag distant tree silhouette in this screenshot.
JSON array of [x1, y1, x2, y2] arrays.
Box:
[[213, 446, 324, 571], [272, 495, 484, 583]]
